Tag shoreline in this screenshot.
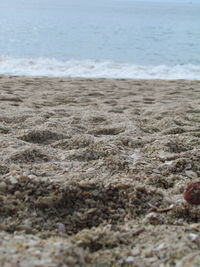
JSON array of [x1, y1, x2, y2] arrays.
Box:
[[0, 75, 200, 266], [2, 73, 200, 79], [1, 58, 200, 80]]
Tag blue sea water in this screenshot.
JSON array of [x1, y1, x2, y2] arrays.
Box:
[[0, 0, 200, 79]]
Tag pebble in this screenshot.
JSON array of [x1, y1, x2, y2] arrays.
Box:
[[56, 222, 66, 232], [185, 170, 198, 178], [188, 233, 198, 242], [23, 219, 33, 227], [66, 256, 75, 265], [126, 256, 134, 263], [131, 248, 140, 256], [0, 181, 7, 192], [9, 176, 18, 184], [155, 242, 166, 251], [145, 212, 158, 220], [184, 182, 200, 205], [144, 212, 160, 225]]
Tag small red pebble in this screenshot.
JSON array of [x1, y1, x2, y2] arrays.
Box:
[[184, 182, 200, 205]]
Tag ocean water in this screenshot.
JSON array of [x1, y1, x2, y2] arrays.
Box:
[[0, 0, 200, 79]]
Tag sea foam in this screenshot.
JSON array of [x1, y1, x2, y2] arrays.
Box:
[[0, 57, 200, 80]]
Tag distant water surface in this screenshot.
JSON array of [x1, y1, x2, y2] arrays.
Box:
[[0, 0, 199, 79]]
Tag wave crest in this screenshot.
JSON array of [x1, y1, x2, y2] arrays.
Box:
[[0, 57, 200, 80]]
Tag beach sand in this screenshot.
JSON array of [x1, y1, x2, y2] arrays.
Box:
[[0, 75, 200, 266]]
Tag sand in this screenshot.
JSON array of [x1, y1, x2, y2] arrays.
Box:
[[0, 75, 200, 266]]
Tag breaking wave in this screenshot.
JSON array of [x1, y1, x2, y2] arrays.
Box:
[[0, 56, 200, 80]]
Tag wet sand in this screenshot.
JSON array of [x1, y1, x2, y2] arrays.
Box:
[[0, 75, 200, 266]]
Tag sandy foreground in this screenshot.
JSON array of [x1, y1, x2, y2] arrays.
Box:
[[0, 76, 200, 266]]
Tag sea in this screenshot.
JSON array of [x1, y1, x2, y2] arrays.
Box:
[[0, 0, 200, 79]]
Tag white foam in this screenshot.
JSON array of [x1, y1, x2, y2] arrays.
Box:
[[0, 56, 200, 80]]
